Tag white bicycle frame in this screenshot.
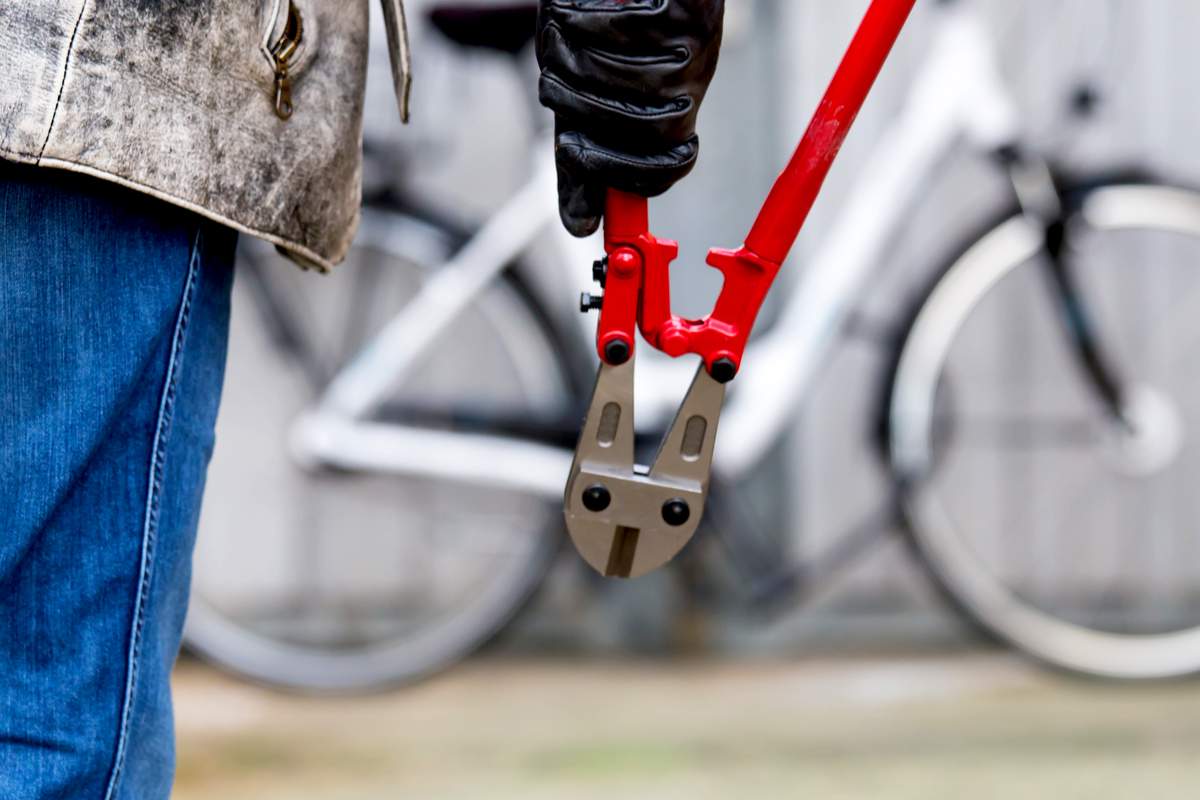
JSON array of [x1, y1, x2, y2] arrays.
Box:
[[291, 4, 1023, 500]]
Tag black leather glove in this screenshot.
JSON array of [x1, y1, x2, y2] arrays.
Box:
[[537, 0, 725, 237]]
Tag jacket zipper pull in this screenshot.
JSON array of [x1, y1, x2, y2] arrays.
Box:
[[270, 1, 303, 120], [273, 68, 293, 120]]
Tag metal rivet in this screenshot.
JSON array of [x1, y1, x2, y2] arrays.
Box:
[[583, 485, 612, 512], [662, 499, 690, 527]]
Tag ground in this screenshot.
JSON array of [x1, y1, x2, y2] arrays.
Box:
[[173, 652, 1200, 799]]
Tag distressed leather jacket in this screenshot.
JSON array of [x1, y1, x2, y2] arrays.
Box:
[[0, 0, 411, 270]]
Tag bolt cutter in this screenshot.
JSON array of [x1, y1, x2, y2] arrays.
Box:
[[565, 0, 917, 579]]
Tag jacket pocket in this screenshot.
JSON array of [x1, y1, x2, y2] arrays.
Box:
[[259, 0, 320, 120]]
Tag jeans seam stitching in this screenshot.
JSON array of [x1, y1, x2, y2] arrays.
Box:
[[102, 227, 204, 800]]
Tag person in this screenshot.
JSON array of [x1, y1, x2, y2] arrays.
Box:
[[0, 0, 722, 796]]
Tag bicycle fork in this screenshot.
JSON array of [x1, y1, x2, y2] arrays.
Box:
[[563, 0, 918, 579], [1005, 150, 1132, 428]]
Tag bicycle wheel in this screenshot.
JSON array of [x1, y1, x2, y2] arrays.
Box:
[[890, 176, 1200, 679], [185, 206, 577, 691]]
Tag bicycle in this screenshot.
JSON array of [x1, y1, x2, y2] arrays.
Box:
[[187, 0, 1200, 689]]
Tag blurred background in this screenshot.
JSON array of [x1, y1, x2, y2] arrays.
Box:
[[176, 0, 1200, 796]]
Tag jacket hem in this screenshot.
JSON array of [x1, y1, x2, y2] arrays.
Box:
[[0, 150, 348, 272]]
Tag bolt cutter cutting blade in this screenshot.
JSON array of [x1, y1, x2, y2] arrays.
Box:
[[564, 362, 725, 579]]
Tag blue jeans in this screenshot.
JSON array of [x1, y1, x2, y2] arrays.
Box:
[[0, 162, 236, 798]]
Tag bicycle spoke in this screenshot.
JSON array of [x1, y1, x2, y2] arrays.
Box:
[[935, 414, 1100, 448]]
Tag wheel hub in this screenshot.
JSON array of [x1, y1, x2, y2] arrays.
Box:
[[1105, 384, 1185, 477]]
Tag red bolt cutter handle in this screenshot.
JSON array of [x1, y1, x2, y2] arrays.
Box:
[[594, 0, 917, 380]]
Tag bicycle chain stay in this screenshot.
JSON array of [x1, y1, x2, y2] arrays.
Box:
[[566, 0, 917, 579]]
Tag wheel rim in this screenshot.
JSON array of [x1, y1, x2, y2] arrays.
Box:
[[891, 185, 1200, 679]]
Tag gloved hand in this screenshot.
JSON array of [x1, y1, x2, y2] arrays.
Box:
[[537, 0, 725, 237]]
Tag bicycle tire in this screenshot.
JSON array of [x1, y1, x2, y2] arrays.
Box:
[[889, 174, 1200, 679]]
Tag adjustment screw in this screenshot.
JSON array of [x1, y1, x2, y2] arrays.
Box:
[[582, 485, 612, 513], [580, 292, 605, 313], [710, 358, 738, 384], [662, 498, 691, 527], [604, 339, 631, 366], [592, 258, 609, 286]]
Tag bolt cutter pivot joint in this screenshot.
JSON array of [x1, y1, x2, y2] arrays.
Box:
[[599, 191, 782, 383]]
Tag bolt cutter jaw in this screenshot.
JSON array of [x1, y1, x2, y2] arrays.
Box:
[[564, 361, 725, 579]]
